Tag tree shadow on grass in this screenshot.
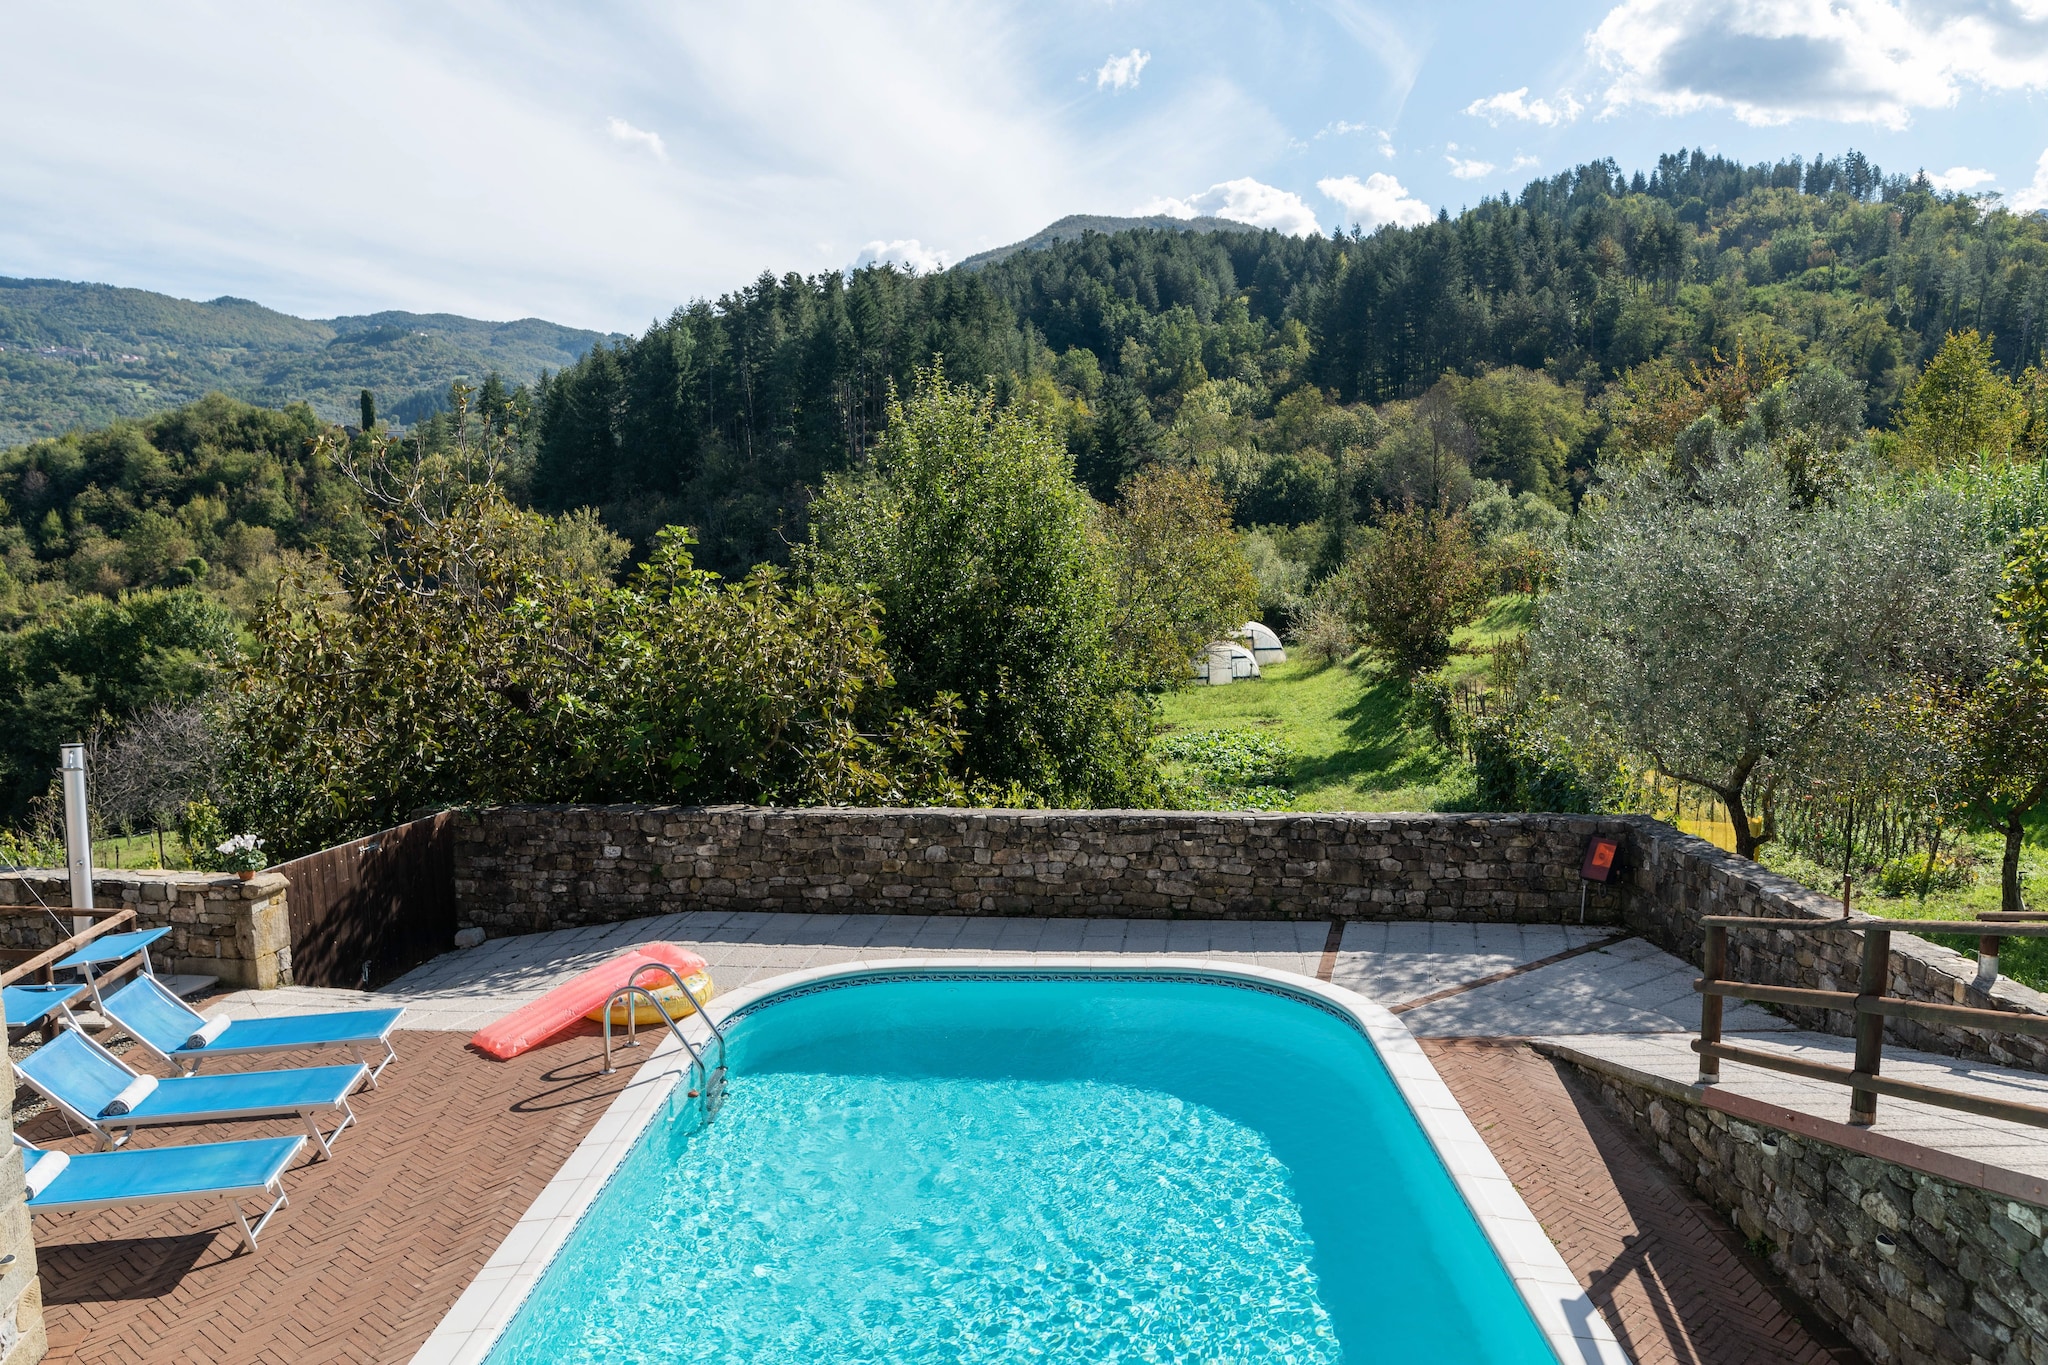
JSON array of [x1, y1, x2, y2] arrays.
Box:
[[1289, 673, 1462, 799]]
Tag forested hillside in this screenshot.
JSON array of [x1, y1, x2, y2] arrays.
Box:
[[532, 148, 2048, 576], [6, 145, 2048, 848], [0, 276, 618, 447]]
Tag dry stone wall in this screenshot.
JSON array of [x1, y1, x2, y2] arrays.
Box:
[[0, 1058, 44, 1365], [1564, 1053, 2048, 1365], [0, 871, 292, 989], [450, 806, 1638, 930], [449, 804, 2048, 1073], [1624, 823, 2048, 1074]]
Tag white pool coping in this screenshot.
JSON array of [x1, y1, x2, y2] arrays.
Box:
[[410, 957, 1631, 1365]]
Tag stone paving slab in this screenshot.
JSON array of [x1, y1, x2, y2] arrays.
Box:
[[1395, 937, 1791, 1039], [1542, 1030, 2048, 1180]]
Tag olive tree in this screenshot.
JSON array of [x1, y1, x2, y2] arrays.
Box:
[[1525, 451, 1999, 860], [1906, 527, 2048, 910]]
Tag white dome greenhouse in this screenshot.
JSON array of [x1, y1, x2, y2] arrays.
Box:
[[1233, 621, 1286, 664], [1191, 641, 1260, 686]]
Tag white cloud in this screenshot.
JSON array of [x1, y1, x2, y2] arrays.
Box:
[[0, 3, 1117, 329], [852, 238, 947, 272], [1464, 87, 1583, 126], [1096, 48, 1150, 91], [1926, 166, 1994, 192], [2015, 149, 2048, 212], [1317, 172, 1433, 230], [1589, 0, 2048, 129], [606, 117, 665, 158], [1318, 120, 1398, 157], [1140, 177, 1322, 236]]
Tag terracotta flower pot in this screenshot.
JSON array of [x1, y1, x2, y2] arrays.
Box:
[[236, 870, 256, 881]]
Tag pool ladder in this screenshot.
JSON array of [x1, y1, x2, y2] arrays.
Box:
[[597, 962, 730, 1118]]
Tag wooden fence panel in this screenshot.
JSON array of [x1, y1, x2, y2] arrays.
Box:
[[274, 812, 456, 988]]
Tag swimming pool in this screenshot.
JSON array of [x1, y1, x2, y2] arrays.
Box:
[[425, 961, 1621, 1364]]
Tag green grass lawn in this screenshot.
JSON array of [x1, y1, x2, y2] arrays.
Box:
[[1157, 656, 1474, 812]]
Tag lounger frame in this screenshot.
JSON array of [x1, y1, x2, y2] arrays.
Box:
[[19, 1135, 305, 1253]]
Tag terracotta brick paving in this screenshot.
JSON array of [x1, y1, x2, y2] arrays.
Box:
[[1424, 1038, 1864, 1365], [24, 1028, 626, 1365]]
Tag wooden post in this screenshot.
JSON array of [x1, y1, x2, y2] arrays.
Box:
[[1698, 923, 1727, 1084], [1850, 928, 1891, 1126]]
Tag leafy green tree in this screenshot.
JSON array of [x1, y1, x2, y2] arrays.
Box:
[[1346, 499, 1490, 679], [1897, 330, 2026, 468], [806, 369, 1154, 805], [1525, 452, 1999, 859], [359, 389, 375, 431], [1904, 528, 2048, 910], [1441, 367, 1593, 505], [1104, 466, 1259, 688], [222, 464, 967, 856], [0, 589, 235, 821]]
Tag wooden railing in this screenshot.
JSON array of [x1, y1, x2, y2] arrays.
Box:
[[0, 907, 136, 988], [0, 908, 139, 1039], [1696, 913, 2048, 1130]]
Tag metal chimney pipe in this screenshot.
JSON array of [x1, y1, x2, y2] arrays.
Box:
[[60, 743, 93, 934]]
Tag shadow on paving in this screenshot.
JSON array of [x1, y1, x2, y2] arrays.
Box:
[[37, 1235, 217, 1303]]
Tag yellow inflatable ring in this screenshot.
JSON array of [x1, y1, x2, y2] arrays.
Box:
[[586, 970, 715, 1026]]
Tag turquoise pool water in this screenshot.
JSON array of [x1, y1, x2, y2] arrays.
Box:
[[481, 974, 1555, 1364]]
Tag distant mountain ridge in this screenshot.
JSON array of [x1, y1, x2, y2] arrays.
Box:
[[0, 276, 623, 448], [958, 214, 1259, 269]]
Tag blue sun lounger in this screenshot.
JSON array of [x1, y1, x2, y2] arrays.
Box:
[[4, 982, 92, 1032], [96, 975, 404, 1087], [18, 1132, 305, 1253], [52, 926, 173, 982], [13, 1027, 366, 1158]]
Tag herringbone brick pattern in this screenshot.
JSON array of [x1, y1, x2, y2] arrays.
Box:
[[25, 1029, 625, 1365], [1424, 1039, 1863, 1365]]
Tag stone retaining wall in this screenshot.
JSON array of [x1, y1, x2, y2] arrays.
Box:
[[450, 804, 2048, 1073], [0, 871, 292, 990], [450, 806, 1638, 931], [1624, 822, 2048, 1074], [0, 1060, 44, 1365], [1560, 1050, 2048, 1365]]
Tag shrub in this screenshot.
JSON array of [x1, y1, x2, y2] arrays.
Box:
[[1347, 500, 1490, 678], [1151, 728, 1293, 810], [1873, 851, 1977, 898]]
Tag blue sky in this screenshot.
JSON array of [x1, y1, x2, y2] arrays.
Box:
[[4, 1, 2046, 332]]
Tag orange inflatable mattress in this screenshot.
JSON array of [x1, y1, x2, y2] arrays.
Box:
[[470, 942, 710, 1060]]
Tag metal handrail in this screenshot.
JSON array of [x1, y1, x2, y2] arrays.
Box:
[[597, 985, 709, 1087], [627, 962, 728, 1077]]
